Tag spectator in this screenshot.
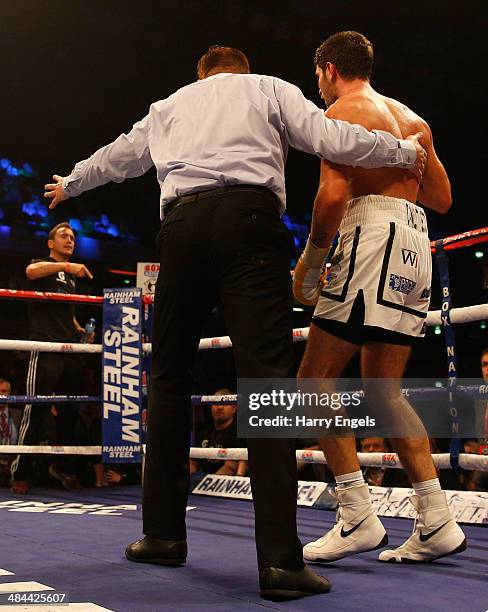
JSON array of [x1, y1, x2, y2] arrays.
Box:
[[0, 379, 17, 486], [74, 404, 106, 487], [190, 388, 246, 476], [461, 347, 488, 491], [359, 437, 410, 488], [105, 465, 142, 486], [10, 222, 94, 494], [482, 347, 488, 384]]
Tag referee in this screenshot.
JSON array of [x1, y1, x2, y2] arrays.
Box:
[[45, 46, 426, 600]]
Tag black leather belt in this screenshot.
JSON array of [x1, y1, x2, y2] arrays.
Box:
[[164, 185, 278, 216]]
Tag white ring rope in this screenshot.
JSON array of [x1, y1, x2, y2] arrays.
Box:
[[0, 303, 486, 354], [1, 445, 487, 471], [426, 303, 488, 326], [0, 446, 101, 455], [190, 448, 488, 471]]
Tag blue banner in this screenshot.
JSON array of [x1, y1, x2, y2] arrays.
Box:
[[102, 288, 143, 463], [435, 242, 461, 468]]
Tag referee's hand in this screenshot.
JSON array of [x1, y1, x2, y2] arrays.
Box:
[[45, 174, 70, 209], [407, 132, 427, 182]]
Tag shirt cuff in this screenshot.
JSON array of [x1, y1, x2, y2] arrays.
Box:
[[396, 140, 417, 168], [63, 175, 81, 197]]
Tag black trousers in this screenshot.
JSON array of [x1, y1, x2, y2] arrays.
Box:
[[12, 352, 82, 481], [143, 186, 304, 571]]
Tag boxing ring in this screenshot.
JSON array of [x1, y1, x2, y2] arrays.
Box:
[[0, 227, 487, 611]]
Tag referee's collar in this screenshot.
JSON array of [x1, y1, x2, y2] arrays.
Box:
[[202, 72, 240, 82]]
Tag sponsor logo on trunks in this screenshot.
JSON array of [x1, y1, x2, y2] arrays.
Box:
[[389, 274, 416, 295], [420, 287, 431, 300], [406, 203, 427, 233], [401, 248, 418, 268], [329, 251, 343, 265], [327, 265, 341, 284]]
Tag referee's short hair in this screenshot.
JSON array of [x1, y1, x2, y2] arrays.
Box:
[[197, 46, 250, 80]]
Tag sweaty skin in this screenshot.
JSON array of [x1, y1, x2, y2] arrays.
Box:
[[311, 86, 451, 247]]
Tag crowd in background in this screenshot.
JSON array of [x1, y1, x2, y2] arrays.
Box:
[[1, 345, 487, 492]]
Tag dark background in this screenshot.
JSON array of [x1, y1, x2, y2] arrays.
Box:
[[1, 0, 487, 384]]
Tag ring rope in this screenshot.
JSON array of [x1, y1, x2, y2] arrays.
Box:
[[0, 303, 486, 354], [0, 446, 101, 455], [0, 395, 100, 404], [2, 385, 487, 406], [1, 445, 486, 472], [429, 226, 488, 252], [192, 385, 488, 405], [189, 448, 488, 471], [0, 226, 485, 306], [0, 289, 104, 304]]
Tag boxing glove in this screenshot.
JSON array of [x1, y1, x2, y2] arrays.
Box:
[[292, 237, 330, 306]]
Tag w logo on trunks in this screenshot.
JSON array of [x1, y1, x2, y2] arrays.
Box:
[[401, 248, 418, 268]]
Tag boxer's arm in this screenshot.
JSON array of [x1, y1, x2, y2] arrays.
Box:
[[292, 104, 353, 306], [293, 149, 349, 304], [275, 78, 419, 170], [415, 122, 452, 213], [310, 161, 350, 248], [310, 103, 354, 247]]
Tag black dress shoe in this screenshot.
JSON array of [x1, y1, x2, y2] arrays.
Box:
[[125, 536, 187, 566], [260, 565, 331, 601]]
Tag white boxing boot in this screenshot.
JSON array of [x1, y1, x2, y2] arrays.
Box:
[[304, 483, 388, 563], [379, 490, 467, 563]]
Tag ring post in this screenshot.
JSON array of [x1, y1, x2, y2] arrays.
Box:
[[434, 240, 461, 469]]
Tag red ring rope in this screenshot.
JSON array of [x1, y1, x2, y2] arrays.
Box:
[[0, 227, 486, 303]]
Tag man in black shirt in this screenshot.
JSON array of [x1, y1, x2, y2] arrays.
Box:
[[190, 388, 247, 476], [11, 222, 94, 494]]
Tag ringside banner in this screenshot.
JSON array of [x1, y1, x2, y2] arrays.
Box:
[[193, 475, 327, 506], [102, 288, 143, 463]]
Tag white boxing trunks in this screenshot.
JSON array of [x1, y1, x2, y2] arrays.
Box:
[[313, 195, 431, 346]]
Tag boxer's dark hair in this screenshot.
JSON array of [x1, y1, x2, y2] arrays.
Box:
[[314, 31, 373, 80], [48, 222, 75, 241], [197, 46, 250, 79], [482, 347, 488, 358]]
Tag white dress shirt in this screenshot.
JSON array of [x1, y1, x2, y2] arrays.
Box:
[[63, 73, 417, 218]]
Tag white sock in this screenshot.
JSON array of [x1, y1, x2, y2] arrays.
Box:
[[412, 478, 441, 497], [335, 470, 365, 491]]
